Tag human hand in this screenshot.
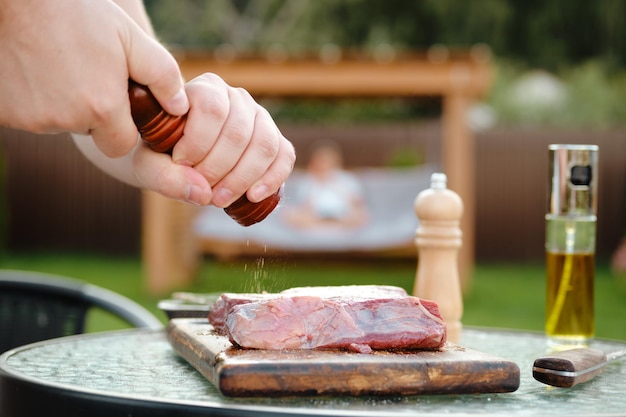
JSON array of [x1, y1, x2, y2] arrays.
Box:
[[132, 73, 295, 207], [0, 0, 187, 157], [77, 73, 294, 207]]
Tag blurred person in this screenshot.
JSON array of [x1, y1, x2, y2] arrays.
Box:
[[283, 141, 368, 230], [0, 0, 294, 208]]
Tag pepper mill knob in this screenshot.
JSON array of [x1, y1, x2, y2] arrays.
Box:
[[413, 173, 464, 343], [128, 80, 282, 226]]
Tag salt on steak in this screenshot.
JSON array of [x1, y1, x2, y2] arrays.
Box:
[[209, 285, 446, 353], [281, 285, 409, 298]]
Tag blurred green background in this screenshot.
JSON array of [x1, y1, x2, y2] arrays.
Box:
[[147, 0, 626, 128], [2, 252, 624, 340], [2, 0, 625, 341]]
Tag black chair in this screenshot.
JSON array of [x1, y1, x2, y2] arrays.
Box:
[[0, 269, 163, 353]]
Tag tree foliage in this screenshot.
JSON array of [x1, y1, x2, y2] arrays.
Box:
[[145, 0, 626, 71]]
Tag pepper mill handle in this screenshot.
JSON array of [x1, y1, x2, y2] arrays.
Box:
[[128, 80, 281, 226]]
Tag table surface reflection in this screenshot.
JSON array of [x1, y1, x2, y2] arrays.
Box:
[[1, 327, 625, 417]]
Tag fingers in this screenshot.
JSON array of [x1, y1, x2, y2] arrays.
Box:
[[171, 74, 230, 167], [171, 74, 295, 208], [133, 143, 212, 206], [246, 130, 296, 203], [125, 31, 188, 117], [185, 83, 259, 205], [223, 108, 294, 203]]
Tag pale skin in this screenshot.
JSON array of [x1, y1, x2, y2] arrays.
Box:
[[0, 0, 295, 207]]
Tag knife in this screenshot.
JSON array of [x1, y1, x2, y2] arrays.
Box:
[[533, 347, 626, 387]]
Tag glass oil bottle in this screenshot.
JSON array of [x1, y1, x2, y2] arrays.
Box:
[[545, 144, 599, 346]]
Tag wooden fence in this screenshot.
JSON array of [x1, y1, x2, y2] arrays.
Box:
[[0, 128, 141, 255]]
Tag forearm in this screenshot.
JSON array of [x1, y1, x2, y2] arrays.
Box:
[[72, 133, 142, 187]]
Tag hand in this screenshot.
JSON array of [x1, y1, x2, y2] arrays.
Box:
[[76, 73, 295, 207], [135, 73, 295, 207], [0, 0, 188, 158]]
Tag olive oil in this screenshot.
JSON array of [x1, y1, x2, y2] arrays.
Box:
[[545, 251, 594, 342]]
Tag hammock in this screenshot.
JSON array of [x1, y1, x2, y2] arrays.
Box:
[[194, 165, 437, 256]]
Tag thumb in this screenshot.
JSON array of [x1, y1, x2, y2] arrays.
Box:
[[133, 144, 212, 206], [125, 26, 189, 117]]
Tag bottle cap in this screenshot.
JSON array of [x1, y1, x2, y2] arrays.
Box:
[[548, 144, 599, 216], [430, 172, 448, 190]]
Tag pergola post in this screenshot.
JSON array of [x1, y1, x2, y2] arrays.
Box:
[[442, 91, 475, 291]]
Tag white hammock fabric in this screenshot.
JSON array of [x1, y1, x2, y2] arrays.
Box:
[[194, 165, 438, 253]]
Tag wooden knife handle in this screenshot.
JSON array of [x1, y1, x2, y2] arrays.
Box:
[[128, 80, 281, 226], [532, 348, 607, 388]]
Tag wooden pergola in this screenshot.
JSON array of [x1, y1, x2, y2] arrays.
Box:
[[142, 48, 494, 295]]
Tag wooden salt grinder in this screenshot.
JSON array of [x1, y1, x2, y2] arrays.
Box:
[[128, 80, 282, 226], [413, 173, 464, 343]]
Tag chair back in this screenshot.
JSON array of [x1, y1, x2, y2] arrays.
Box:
[[0, 270, 162, 353]]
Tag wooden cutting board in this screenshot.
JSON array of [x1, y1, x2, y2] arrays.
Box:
[[167, 318, 520, 397]]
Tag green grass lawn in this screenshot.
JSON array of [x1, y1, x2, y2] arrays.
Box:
[[2, 252, 625, 341]]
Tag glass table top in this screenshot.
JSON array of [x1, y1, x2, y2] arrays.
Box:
[[1, 327, 625, 416]]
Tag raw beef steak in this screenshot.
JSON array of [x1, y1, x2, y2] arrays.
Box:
[[223, 292, 446, 353]]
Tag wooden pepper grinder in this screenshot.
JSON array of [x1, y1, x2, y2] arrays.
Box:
[[413, 173, 464, 343], [128, 80, 282, 226]]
